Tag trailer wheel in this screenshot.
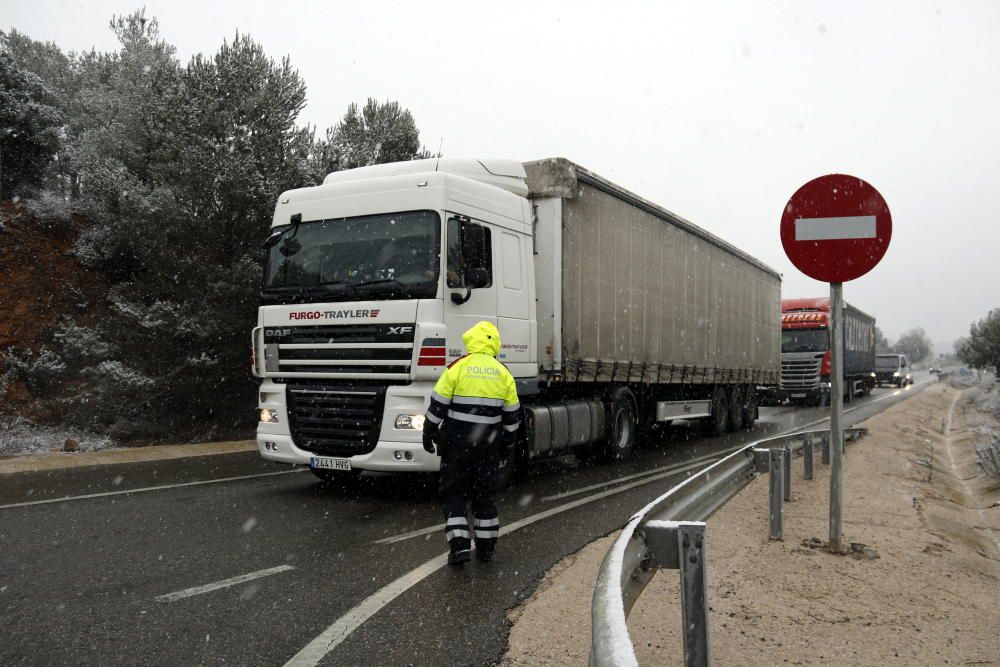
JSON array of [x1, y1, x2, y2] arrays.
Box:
[[726, 385, 743, 432], [742, 386, 758, 429], [603, 388, 637, 462], [704, 386, 729, 436]]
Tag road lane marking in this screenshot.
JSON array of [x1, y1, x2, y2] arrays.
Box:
[[374, 447, 747, 546], [539, 448, 743, 503], [374, 379, 935, 546], [286, 462, 726, 666], [783, 376, 935, 434], [155, 565, 295, 603], [287, 378, 936, 665], [0, 468, 308, 511]]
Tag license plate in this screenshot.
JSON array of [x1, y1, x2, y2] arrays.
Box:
[[310, 457, 352, 471], [791, 393, 806, 398]]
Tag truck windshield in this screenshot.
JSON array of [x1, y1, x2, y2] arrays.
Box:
[[876, 355, 901, 369], [781, 328, 829, 353], [262, 210, 440, 304]]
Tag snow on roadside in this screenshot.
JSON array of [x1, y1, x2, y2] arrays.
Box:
[[0, 416, 115, 457]]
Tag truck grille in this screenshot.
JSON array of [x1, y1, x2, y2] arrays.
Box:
[[780, 358, 822, 390], [264, 324, 414, 377], [285, 384, 387, 457]]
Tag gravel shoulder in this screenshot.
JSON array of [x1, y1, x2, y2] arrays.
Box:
[[501, 381, 1000, 666]]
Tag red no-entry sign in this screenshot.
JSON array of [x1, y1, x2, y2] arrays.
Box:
[[780, 174, 892, 283]]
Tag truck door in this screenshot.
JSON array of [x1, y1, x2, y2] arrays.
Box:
[[443, 215, 498, 360], [495, 230, 533, 376]]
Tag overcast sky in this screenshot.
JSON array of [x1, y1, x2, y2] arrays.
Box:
[[4, 0, 999, 350]]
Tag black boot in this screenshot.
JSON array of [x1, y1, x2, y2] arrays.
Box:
[[448, 549, 471, 567], [476, 547, 495, 563]]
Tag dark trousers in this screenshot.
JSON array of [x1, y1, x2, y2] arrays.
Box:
[[439, 440, 500, 555]]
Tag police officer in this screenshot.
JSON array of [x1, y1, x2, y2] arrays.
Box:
[[423, 321, 520, 566]]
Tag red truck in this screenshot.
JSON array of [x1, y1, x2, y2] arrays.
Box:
[[770, 297, 877, 406]]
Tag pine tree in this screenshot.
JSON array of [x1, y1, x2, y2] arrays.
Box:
[[0, 49, 61, 199]]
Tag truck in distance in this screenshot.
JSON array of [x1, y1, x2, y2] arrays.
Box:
[[252, 157, 781, 487], [875, 353, 912, 386], [776, 297, 877, 406]]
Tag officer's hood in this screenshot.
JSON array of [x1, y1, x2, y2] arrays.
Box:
[[462, 321, 501, 357]]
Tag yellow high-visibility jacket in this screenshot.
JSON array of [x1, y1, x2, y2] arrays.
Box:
[[423, 321, 520, 447]]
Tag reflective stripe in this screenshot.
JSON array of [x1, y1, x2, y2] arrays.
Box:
[[445, 517, 468, 527], [446, 411, 502, 424], [445, 529, 470, 541], [431, 391, 451, 405], [503, 423, 519, 432], [425, 412, 442, 425], [452, 396, 505, 407], [474, 517, 500, 528], [474, 529, 499, 539], [503, 402, 520, 412]]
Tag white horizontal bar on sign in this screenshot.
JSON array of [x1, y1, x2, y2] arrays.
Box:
[[794, 215, 876, 241]]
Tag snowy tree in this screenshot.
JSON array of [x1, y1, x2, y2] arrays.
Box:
[[7, 12, 317, 438], [891, 328, 933, 363], [0, 49, 61, 199], [874, 326, 891, 354], [4, 15, 434, 439], [321, 98, 430, 172], [957, 309, 1000, 373]]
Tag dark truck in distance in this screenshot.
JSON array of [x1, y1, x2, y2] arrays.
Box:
[[876, 353, 912, 387], [771, 297, 877, 406]]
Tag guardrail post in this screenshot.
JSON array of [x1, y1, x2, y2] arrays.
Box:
[[769, 448, 785, 540], [642, 520, 710, 667], [783, 442, 792, 502], [678, 522, 710, 667], [821, 434, 830, 465], [803, 435, 814, 480]]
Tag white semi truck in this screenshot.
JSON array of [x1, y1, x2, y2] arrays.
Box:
[[253, 158, 780, 486]]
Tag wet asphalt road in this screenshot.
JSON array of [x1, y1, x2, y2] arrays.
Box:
[[0, 378, 934, 666]]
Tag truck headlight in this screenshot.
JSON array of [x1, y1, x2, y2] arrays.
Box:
[[893, 371, 900, 377], [259, 408, 279, 423], [394, 414, 426, 430], [819, 381, 831, 389]]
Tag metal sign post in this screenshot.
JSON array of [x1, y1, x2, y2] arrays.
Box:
[[828, 282, 844, 552], [780, 174, 891, 555]]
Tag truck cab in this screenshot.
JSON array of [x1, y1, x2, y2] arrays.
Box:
[[253, 158, 536, 482], [776, 298, 876, 405], [875, 353, 912, 387]]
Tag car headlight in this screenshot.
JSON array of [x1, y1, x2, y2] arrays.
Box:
[[259, 408, 279, 423], [893, 371, 900, 377], [394, 414, 426, 430]]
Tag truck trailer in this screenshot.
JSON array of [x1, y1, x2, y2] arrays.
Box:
[[253, 157, 781, 486], [776, 297, 876, 405]]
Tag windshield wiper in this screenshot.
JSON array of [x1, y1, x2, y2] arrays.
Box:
[[352, 278, 413, 291]]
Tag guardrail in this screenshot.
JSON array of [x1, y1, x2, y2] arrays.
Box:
[[589, 427, 867, 667]]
